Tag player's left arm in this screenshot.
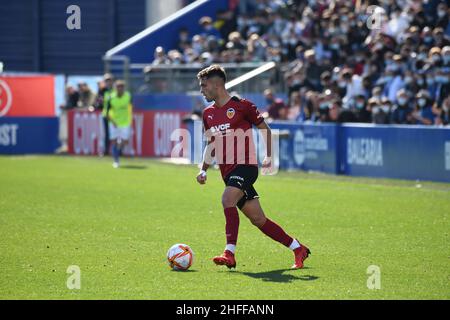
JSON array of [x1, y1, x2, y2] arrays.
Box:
[[243, 99, 272, 168], [128, 103, 133, 124], [256, 120, 272, 168]]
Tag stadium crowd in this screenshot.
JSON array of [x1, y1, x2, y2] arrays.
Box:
[[58, 74, 120, 154], [150, 0, 450, 126], [60, 76, 114, 112]]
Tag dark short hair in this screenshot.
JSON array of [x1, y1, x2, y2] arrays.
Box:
[[197, 64, 227, 83]]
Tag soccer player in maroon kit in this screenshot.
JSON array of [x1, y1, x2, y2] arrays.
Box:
[[196, 65, 310, 269]]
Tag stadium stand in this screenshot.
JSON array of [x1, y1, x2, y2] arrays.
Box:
[[144, 0, 450, 126]]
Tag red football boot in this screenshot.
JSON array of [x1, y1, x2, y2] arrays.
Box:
[[212, 250, 236, 269], [292, 243, 311, 269]]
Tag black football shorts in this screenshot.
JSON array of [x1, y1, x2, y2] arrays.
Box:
[[224, 165, 259, 210]]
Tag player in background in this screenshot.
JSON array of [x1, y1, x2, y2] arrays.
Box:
[[107, 80, 133, 168], [196, 65, 310, 269], [100, 73, 114, 155]]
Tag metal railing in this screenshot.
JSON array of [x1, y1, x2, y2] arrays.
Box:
[[103, 58, 285, 95], [103, 55, 130, 87]]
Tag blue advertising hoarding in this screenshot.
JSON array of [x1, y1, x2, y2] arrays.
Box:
[[339, 124, 450, 183], [269, 122, 339, 174], [0, 117, 60, 154], [3, 114, 449, 183], [185, 119, 450, 183]]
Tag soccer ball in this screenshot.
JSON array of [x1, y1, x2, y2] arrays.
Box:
[[167, 244, 194, 271]]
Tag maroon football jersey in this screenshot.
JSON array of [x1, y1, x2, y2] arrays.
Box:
[[202, 96, 264, 179]]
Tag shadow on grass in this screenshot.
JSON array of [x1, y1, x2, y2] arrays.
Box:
[[171, 269, 199, 273], [231, 268, 319, 283], [120, 165, 148, 170]]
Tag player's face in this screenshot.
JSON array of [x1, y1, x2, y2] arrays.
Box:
[[116, 84, 125, 96], [199, 78, 216, 102]]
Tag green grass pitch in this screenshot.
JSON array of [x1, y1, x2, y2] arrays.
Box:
[[0, 155, 449, 299]]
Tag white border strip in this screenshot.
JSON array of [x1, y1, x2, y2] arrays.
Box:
[[106, 0, 210, 57], [225, 61, 276, 90]]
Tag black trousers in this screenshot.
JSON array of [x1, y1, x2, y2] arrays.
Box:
[[103, 116, 110, 155]]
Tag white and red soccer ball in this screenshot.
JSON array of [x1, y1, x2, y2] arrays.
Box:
[[167, 244, 194, 271]]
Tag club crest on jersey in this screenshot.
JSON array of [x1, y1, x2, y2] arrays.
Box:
[[226, 108, 235, 119]]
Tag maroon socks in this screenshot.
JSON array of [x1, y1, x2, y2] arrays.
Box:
[[224, 207, 240, 246], [224, 208, 297, 252], [259, 218, 293, 247]]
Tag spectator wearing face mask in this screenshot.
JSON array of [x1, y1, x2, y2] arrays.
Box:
[[247, 33, 267, 62], [433, 70, 450, 106], [371, 86, 383, 102], [331, 66, 346, 98], [414, 45, 430, 72], [391, 54, 406, 74], [177, 27, 191, 52], [302, 49, 324, 91], [336, 100, 357, 123], [442, 46, 450, 72], [353, 94, 371, 123], [435, 2, 449, 29], [380, 97, 393, 124], [168, 50, 184, 65], [403, 70, 420, 95], [369, 97, 389, 125], [391, 89, 413, 124], [327, 35, 342, 65], [340, 68, 364, 109], [199, 16, 222, 41], [433, 96, 450, 125], [421, 27, 435, 48], [412, 90, 434, 125], [432, 27, 450, 48], [415, 73, 427, 90], [191, 34, 207, 57], [317, 91, 335, 122], [428, 47, 443, 70], [326, 100, 342, 123], [269, 12, 287, 37], [359, 75, 372, 99], [425, 70, 439, 97], [286, 70, 314, 96], [377, 68, 404, 103]]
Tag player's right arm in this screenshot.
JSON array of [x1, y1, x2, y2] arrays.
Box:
[[197, 113, 214, 185], [197, 139, 214, 184]]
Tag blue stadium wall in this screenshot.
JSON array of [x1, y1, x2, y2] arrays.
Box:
[[0, 0, 146, 74], [185, 120, 450, 183]]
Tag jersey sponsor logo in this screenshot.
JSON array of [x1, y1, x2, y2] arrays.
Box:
[[226, 108, 235, 119], [210, 123, 231, 133]]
